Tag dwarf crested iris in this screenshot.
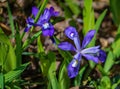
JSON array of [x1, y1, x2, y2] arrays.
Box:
[[24, 6, 59, 36], [58, 26, 106, 78]]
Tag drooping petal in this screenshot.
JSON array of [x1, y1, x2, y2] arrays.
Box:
[[65, 26, 78, 40], [42, 24, 54, 36], [98, 50, 106, 62], [82, 54, 99, 63], [82, 30, 96, 49], [67, 53, 81, 78], [67, 59, 80, 78], [32, 6, 39, 17], [81, 46, 100, 54], [58, 42, 76, 51]]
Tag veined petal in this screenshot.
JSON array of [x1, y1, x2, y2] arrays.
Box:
[[67, 59, 80, 78], [81, 46, 100, 54], [73, 36, 81, 51], [32, 6, 39, 17], [65, 26, 78, 40], [37, 7, 59, 26], [82, 54, 99, 63], [40, 8, 51, 22], [82, 30, 96, 49], [98, 50, 106, 62], [58, 42, 76, 51]]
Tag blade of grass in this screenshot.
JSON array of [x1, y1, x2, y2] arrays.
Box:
[[4, 62, 29, 83], [0, 73, 4, 89], [7, 1, 15, 37], [15, 23, 22, 67]]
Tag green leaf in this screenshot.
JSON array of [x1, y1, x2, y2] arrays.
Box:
[[4, 62, 29, 83], [98, 76, 111, 89], [65, 0, 81, 16], [47, 52, 59, 89], [83, 0, 96, 70], [53, 36, 70, 89], [15, 23, 22, 67], [7, 1, 15, 37], [104, 25, 120, 73], [58, 61, 70, 89], [95, 9, 107, 33], [37, 36, 44, 53], [112, 75, 120, 89], [0, 73, 4, 89], [74, 64, 88, 86], [110, 0, 120, 26], [83, 0, 94, 35], [0, 32, 17, 72], [22, 30, 42, 50]]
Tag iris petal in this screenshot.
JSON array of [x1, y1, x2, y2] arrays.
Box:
[[41, 8, 51, 22], [32, 6, 39, 17], [42, 24, 54, 36], [82, 54, 99, 63], [24, 26, 31, 32], [82, 30, 96, 49], [98, 50, 106, 62], [67, 59, 80, 78], [58, 42, 76, 51], [73, 36, 81, 51], [81, 46, 100, 54], [65, 26, 78, 40], [49, 7, 59, 16], [24, 17, 34, 32], [26, 17, 34, 24]]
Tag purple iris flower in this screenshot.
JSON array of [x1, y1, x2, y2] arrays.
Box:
[[58, 26, 106, 78], [24, 6, 59, 36]]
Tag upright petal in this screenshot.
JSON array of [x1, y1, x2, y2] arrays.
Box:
[[65, 26, 78, 40], [82, 54, 99, 63], [67, 59, 80, 78], [32, 6, 39, 17], [82, 30, 96, 49], [65, 26, 81, 51], [40, 8, 51, 22], [73, 36, 81, 51], [26, 17, 34, 24], [58, 42, 76, 51], [49, 7, 59, 16], [98, 50, 106, 62]]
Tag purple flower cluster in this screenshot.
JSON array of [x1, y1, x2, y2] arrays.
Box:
[[24, 6, 106, 79], [24, 6, 59, 36], [58, 26, 106, 78]]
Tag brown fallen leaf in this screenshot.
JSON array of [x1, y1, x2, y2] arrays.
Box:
[[0, 22, 11, 35]]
